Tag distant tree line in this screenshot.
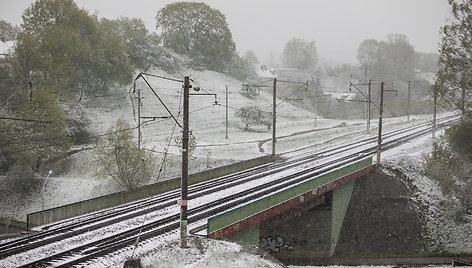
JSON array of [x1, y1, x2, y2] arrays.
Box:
[[357, 33, 439, 82], [278, 34, 438, 85], [281, 38, 318, 71]]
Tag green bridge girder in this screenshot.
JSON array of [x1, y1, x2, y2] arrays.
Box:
[[207, 157, 372, 255]]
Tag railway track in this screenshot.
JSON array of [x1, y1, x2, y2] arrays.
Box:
[[19, 153, 370, 268], [0, 113, 460, 267]]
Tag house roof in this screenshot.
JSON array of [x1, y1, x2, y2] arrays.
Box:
[[254, 64, 276, 79]]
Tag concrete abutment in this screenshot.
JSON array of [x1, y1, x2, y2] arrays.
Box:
[[225, 166, 424, 266], [257, 167, 424, 265]]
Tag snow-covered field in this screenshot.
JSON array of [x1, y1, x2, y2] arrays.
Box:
[[0, 68, 468, 267]]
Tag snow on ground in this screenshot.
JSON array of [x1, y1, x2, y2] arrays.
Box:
[[86, 233, 285, 268], [1, 68, 373, 221], [0, 68, 467, 267], [137, 237, 283, 268], [290, 266, 450, 268], [381, 130, 472, 255]]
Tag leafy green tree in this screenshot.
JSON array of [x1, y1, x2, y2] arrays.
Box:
[[0, 89, 70, 173], [20, 0, 96, 97], [156, 2, 236, 71], [95, 120, 156, 190], [226, 52, 256, 81], [0, 58, 22, 109], [100, 17, 153, 70], [281, 38, 318, 71], [0, 31, 40, 108], [92, 18, 134, 92], [17, 0, 133, 101], [435, 0, 472, 113]]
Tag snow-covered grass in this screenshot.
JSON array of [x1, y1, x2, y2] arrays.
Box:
[[137, 237, 283, 268], [382, 132, 472, 255], [83, 234, 284, 268]]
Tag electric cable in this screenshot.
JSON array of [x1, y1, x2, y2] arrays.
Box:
[[157, 88, 183, 181], [0, 81, 32, 109]]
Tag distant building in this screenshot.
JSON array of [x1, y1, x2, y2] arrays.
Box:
[[254, 64, 276, 80]]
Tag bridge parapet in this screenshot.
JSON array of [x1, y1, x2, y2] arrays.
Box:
[[27, 155, 274, 229], [207, 157, 372, 241]]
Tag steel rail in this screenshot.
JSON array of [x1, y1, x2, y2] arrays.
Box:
[[1, 113, 459, 266], [19, 113, 458, 267], [19, 153, 368, 268]]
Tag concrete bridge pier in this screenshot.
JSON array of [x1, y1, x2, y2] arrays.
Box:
[[236, 180, 356, 258], [256, 167, 425, 265], [206, 158, 377, 263]]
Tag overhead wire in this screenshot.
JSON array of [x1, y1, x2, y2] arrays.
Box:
[[157, 87, 183, 181], [188, 103, 217, 115], [0, 81, 32, 109]]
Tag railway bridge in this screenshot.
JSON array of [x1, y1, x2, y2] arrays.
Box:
[[203, 157, 373, 257]]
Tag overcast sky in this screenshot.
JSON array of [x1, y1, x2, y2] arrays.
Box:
[[0, 0, 452, 64]]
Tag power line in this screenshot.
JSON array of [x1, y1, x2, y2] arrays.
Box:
[[140, 72, 183, 83], [0, 80, 33, 109], [0, 116, 53, 124], [134, 73, 182, 128]]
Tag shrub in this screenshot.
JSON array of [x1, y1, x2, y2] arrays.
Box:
[[424, 141, 461, 194], [235, 106, 272, 131], [424, 140, 472, 215], [449, 204, 468, 223], [240, 84, 260, 99], [63, 104, 92, 145], [174, 131, 197, 160], [445, 113, 472, 158], [4, 161, 40, 195], [461, 181, 472, 212], [95, 120, 157, 190]]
